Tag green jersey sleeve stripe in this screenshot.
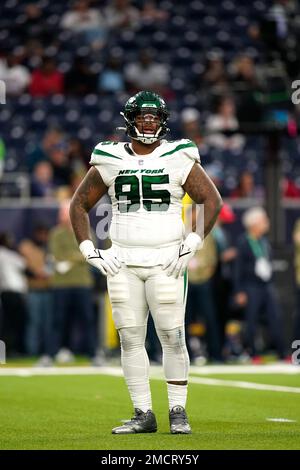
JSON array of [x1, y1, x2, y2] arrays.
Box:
[[92, 149, 123, 160], [159, 142, 197, 158]]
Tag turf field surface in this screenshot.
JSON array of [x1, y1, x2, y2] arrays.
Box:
[[0, 364, 300, 450]]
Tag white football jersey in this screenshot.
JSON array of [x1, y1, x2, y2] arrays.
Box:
[[90, 139, 200, 266]]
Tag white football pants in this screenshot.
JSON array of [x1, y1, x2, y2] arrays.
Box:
[[107, 264, 190, 386]]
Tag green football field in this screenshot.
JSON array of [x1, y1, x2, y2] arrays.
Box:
[[1, 365, 300, 450]]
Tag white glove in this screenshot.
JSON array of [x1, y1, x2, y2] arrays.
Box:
[[79, 240, 121, 277], [162, 232, 203, 278]]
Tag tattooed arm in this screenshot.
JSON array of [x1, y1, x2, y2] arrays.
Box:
[[69, 168, 121, 276], [69, 167, 108, 244], [183, 163, 223, 238], [163, 163, 222, 278]]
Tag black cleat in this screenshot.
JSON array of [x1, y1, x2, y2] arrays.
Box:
[[112, 408, 157, 434], [169, 406, 192, 434]]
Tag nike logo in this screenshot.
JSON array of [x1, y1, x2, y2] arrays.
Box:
[[87, 250, 103, 260], [178, 248, 192, 258]]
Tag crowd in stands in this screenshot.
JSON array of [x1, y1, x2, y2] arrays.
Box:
[[0, 0, 300, 199], [1, 0, 300, 363]]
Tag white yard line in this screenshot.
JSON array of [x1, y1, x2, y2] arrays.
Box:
[[190, 364, 300, 375], [185, 376, 300, 394], [267, 418, 297, 423], [1, 363, 299, 376], [0, 364, 300, 394], [0, 366, 124, 377]]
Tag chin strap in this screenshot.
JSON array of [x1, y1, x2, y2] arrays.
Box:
[[132, 126, 162, 144]]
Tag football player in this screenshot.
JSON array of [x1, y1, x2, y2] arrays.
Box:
[[70, 91, 222, 434]]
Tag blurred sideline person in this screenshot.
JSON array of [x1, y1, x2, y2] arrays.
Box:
[[19, 224, 53, 364], [212, 204, 237, 350], [234, 207, 286, 360], [0, 233, 28, 356], [293, 219, 300, 340], [69, 91, 222, 434], [185, 232, 221, 362], [48, 201, 96, 363]]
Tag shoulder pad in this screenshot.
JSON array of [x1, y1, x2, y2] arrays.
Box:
[[159, 139, 200, 162], [90, 141, 125, 165]]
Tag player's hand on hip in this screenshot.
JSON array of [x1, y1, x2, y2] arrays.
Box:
[[79, 240, 121, 276], [162, 232, 203, 278]]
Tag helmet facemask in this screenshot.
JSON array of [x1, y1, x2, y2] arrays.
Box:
[[130, 108, 164, 144], [121, 92, 170, 144]]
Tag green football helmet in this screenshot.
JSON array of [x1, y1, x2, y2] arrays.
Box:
[[121, 91, 169, 144]]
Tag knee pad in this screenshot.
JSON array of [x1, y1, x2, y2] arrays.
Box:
[[118, 326, 147, 352], [118, 326, 149, 381], [157, 326, 187, 353], [156, 326, 189, 381]]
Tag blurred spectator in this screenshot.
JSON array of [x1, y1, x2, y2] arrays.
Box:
[[48, 141, 72, 187], [65, 56, 96, 96], [268, 0, 290, 39], [186, 233, 222, 362], [206, 96, 245, 151], [293, 219, 300, 340], [125, 49, 170, 96], [0, 233, 27, 356], [29, 57, 64, 97], [282, 178, 300, 198], [141, 1, 169, 24], [251, 0, 299, 78], [0, 52, 30, 96], [230, 56, 262, 92], [201, 55, 229, 93], [19, 225, 53, 361], [48, 201, 96, 360], [67, 138, 89, 173], [61, 0, 107, 50], [105, 0, 140, 31], [181, 108, 205, 148], [204, 163, 224, 196], [234, 207, 286, 360], [26, 128, 65, 172], [212, 204, 238, 354], [31, 161, 55, 198], [23, 39, 45, 69], [17, 3, 54, 46], [230, 55, 264, 124], [230, 171, 263, 199], [98, 56, 125, 93]]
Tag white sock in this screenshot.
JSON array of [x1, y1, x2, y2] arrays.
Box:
[[167, 383, 188, 410], [119, 327, 152, 413], [126, 376, 152, 413]]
